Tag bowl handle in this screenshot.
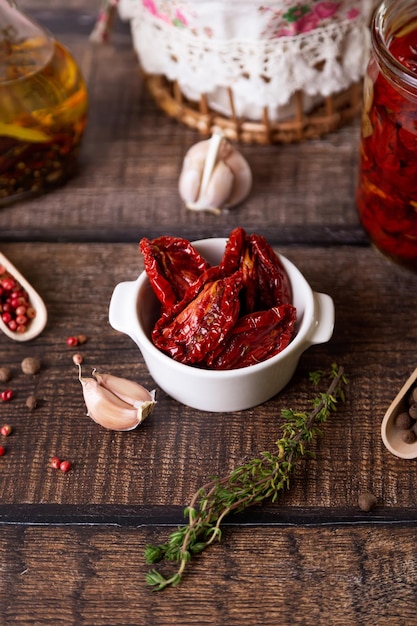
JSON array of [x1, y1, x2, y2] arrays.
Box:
[[109, 281, 136, 336], [306, 292, 335, 346]]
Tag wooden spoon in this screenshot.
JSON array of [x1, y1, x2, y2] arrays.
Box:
[[0, 252, 47, 342], [381, 367, 417, 459]]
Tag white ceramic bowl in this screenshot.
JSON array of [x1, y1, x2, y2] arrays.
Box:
[[109, 238, 334, 412]]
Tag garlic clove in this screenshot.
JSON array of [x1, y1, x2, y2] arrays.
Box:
[[79, 375, 141, 431], [92, 370, 156, 405], [178, 163, 202, 206], [93, 370, 156, 424], [178, 128, 252, 214], [197, 159, 234, 213], [77, 365, 156, 431], [222, 149, 252, 208]]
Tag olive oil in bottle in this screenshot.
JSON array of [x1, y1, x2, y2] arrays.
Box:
[[0, 0, 88, 205]]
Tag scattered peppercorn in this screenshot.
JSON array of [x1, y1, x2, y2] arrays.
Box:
[[25, 395, 38, 410], [358, 491, 377, 512], [59, 460, 72, 473], [1, 389, 13, 402], [77, 334, 87, 345], [66, 336, 79, 347], [50, 456, 61, 469], [0, 424, 12, 437], [72, 353, 83, 365], [0, 367, 12, 383], [21, 356, 41, 375], [0, 446, 6, 456]]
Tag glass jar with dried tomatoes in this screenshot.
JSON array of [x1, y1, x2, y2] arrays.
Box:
[[356, 0, 417, 272]]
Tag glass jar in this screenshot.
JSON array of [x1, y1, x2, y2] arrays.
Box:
[[356, 0, 417, 272], [0, 0, 88, 206]]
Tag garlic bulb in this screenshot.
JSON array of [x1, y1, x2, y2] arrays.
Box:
[[178, 128, 252, 214], [77, 365, 156, 431]]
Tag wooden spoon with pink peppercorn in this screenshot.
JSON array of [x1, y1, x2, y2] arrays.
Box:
[[0, 252, 47, 342], [381, 366, 417, 459]]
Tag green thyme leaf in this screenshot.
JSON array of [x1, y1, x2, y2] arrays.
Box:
[[144, 363, 347, 591]]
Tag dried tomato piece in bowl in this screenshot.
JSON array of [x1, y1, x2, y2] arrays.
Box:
[[205, 303, 297, 370], [219, 227, 292, 314], [152, 271, 243, 365], [140, 228, 297, 370], [139, 236, 210, 310]]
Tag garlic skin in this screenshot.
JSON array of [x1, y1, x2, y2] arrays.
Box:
[[178, 128, 252, 214], [77, 365, 156, 431]]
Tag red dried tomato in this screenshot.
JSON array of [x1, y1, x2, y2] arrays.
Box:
[[139, 236, 210, 310], [205, 304, 297, 370], [152, 272, 243, 365], [219, 227, 292, 314], [141, 228, 296, 370]]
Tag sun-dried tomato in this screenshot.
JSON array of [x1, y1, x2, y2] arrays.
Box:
[[205, 304, 297, 370], [141, 228, 297, 370], [139, 236, 210, 310], [152, 271, 243, 365], [219, 227, 292, 314], [246, 233, 292, 310]]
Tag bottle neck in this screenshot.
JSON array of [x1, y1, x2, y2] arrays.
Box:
[[0, 0, 54, 83]]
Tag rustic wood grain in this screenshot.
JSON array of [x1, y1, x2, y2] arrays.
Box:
[[0, 243, 416, 518], [2, 3, 417, 622], [1, 525, 416, 625]]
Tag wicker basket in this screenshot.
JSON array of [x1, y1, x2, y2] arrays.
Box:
[[144, 73, 363, 144], [99, 0, 375, 144]]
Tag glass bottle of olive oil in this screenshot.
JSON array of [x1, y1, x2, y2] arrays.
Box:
[[0, 0, 88, 205]]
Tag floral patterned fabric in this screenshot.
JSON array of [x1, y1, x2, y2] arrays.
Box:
[[119, 0, 377, 120], [128, 0, 368, 39]]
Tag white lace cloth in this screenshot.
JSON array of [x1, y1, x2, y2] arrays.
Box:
[[119, 0, 376, 121]]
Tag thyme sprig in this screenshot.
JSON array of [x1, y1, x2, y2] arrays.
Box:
[[145, 363, 347, 591]]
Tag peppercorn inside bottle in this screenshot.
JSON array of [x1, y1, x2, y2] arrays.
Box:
[[0, 1, 88, 206], [356, 0, 417, 272]]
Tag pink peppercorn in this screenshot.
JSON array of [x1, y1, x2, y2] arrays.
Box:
[[59, 460, 72, 473], [50, 456, 61, 469], [1, 389, 13, 402]]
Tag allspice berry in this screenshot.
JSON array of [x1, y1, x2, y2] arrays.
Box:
[[402, 429, 416, 444], [21, 357, 41, 375], [25, 395, 38, 411], [409, 387, 417, 405], [394, 411, 413, 430], [408, 404, 417, 420], [0, 366, 12, 383], [358, 492, 377, 512]]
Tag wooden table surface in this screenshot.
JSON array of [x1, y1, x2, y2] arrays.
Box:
[[1, 2, 417, 624]]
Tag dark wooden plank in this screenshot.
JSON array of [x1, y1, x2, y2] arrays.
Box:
[[1, 525, 416, 625], [0, 242, 416, 519], [2, 503, 417, 525]]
